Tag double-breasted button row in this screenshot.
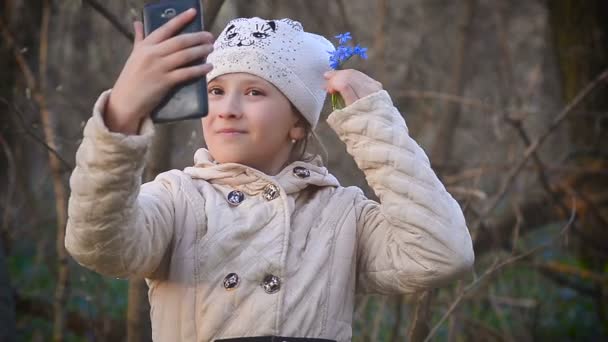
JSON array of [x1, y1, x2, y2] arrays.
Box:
[[222, 273, 281, 294], [225, 166, 311, 205], [223, 273, 240, 290], [262, 184, 280, 201], [226, 185, 280, 205], [292, 166, 310, 178], [261, 274, 281, 294], [227, 190, 245, 206]]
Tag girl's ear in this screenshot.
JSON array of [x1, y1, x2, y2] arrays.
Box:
[[289, 118, 307, 140]]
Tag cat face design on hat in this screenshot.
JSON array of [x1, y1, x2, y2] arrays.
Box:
[[208, 17, 334, 129], [218, 18, 304, 48]]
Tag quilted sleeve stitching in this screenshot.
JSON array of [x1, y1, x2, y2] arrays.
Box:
[[329, 90, 475, 294], [65, 90, 175, 278]]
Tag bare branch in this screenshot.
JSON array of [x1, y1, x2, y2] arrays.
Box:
[[431, 0, 476, 165], [398, 89, 497, 112], [204, 0, 226, 31], [336, 0, 352, 34], [1, 100, 73, 171], [534, 261, 608, 287], [82, 0, 133, 41], [0, 134, 16, 251], [471, 68, 608, 234], [373, 0, 387, 82], [424, 198, 577, 342], [370, 296, 387, 341]]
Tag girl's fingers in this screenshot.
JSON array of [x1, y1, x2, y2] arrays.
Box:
[[133, 21, 144, 44], [323, 70, 337, 79], [325, 70, 356, 95], [158, 31, 214, 56], [167, 63, 213, 84], [336, 84, 359, 105], [325, 69, 382, 105], [146, 8, 197, 44], [163, 44, 213, 70]]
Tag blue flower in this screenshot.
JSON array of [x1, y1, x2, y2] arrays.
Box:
[[329, 59, 340, 70], [337, 45, 354, 61], [334, 32, 352, 44], [353, 44, 368, 59], [327, 32, 368, 70]]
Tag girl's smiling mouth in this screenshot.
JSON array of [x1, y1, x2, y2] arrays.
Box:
[[216, 128, 247, 135]]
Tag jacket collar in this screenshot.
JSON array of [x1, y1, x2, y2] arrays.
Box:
[[183, 148, 340, 195]]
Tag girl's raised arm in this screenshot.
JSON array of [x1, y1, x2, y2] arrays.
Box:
[[325, 70, 474, 294], [66, 9, 213, 278], [65, 92, 179, 279]]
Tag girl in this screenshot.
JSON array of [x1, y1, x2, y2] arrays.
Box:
[[66, 9, 474, 342]]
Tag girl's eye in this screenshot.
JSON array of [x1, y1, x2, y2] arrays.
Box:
[[247, 89, 264, 96], [209, 87, 223, 95]]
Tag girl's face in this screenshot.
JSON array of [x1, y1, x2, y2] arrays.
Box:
[[202, 73, 305, 175]]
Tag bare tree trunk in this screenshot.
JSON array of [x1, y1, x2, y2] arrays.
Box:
[[430, 0, 476, 166], [0, 238, 16, 342], [548, 0, 608, 332], [407, 290, 435, 342], [37, 1, 72, 340], [407, 1, 476, 340], [127, 279, 152, 342]]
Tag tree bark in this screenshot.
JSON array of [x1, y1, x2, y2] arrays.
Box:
[[0, 239, 16, 342], [410, 1, 476, 340], [547, 0, 608, 332]]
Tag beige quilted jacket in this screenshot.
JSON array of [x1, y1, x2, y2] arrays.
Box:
[[65, 89, 474, 342]]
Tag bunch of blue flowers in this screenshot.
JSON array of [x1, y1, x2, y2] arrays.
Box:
[[327, 32, 368, 110]]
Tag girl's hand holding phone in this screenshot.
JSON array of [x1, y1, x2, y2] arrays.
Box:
[[105, 8, 214, 134]]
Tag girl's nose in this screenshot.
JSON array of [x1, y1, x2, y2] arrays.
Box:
[[217, 94, 243, 119]]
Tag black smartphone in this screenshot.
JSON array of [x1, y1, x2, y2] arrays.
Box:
[[142, 0, 208, 123]]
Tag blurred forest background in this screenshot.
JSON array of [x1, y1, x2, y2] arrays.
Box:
[[1, 0, 607, 341]]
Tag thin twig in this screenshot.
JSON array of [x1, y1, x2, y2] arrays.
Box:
[[33, 1, 71, 340], [370, 296, 387, 341], [472, 68, 608, 234], [336, 0, 352, 34], [462, 316, 507, 342], [0, 134, 16, 251], [387, 295, 404, 342], [0, 18, 37, 91], [424, 198, 577, 342], [488, 295, 536, 309], [3, 4, 74, 341], [373, 0, 387, 82], [534, 261, 608, 287], [407, 290, 435, 342], [82, 0, 133, 41], [203, 0, 226, 31], [510, 199, 523, 253], [489, 288, 516, 342], [505, 115, 608, 253], [431, 0, 476, 164], [398, 89, 497, 112], [0, 99, 72, 171]]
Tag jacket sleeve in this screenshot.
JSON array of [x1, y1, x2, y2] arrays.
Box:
[[65, 90, 176, 279], [326, 90, 475, 295]]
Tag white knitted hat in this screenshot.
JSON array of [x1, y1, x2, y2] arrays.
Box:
[[207, 18, 335, 129]]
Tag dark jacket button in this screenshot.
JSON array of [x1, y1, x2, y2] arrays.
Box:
[[293, 166, 310, 178], [261, 274, 281, 294], [262, 184, 280, 201], [223, 273, 240, 290], [227, 190, 245, 206]]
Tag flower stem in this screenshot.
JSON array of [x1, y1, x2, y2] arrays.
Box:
[[331, 93, 346, 110]]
